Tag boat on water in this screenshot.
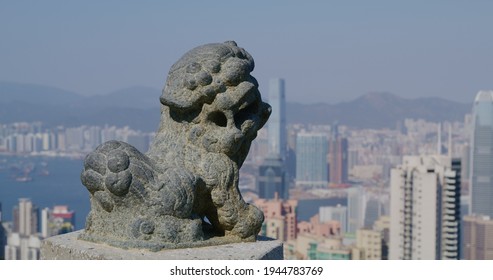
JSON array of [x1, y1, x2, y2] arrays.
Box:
[[15, 176, 33, 182], [9, 161, 35, 182], [39, 169, 50, 176]]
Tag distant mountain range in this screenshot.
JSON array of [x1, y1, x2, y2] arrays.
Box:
[[0, 82, 472, 131], [287, 92, 472, 128], [0, 82, 162, 131]]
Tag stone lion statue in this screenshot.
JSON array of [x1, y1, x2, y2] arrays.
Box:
[[80, 41, 271, 250]]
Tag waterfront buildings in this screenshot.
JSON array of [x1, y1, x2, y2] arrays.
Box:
[[0, 122, 153, 157]]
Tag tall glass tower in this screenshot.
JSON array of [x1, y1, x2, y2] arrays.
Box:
[[267, 78, 286, 158], [295, 132, 328, 188], [471, 90, 493, 217]]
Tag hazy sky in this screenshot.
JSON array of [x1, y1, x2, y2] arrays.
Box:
[[1, 1, 491, 104]]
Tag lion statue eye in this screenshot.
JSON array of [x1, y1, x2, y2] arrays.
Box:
[[207, 111, 228, 127]]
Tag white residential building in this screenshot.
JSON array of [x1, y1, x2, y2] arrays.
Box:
[[390, 155, 461, 260]]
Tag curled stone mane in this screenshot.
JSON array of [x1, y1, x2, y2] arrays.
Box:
[[161, 41, 256, 113]]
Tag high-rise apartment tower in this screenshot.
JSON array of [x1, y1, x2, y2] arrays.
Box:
[[390, 155, 461, 260]]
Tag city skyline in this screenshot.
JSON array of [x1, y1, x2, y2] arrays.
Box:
[[1, 1, 492, 104], [2, 2, 493, 262], [0, 47, 489, 260], [3, 99, 484, 259]]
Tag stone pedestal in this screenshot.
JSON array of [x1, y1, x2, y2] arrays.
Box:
[[41, 230, 283, 260]]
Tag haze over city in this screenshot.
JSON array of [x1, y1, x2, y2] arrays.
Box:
[[2, 0, 493, 265], [1, 1, 492, 104]]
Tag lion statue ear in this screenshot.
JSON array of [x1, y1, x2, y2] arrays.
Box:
[[160, 41, 255, 113]]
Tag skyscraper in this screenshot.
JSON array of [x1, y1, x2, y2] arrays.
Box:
[[257, 153, 287, 199], [470, 90, 493, 217], [5, 198, 41, 260], [462, 143, 470, 187], [267, 78, 286, 158], [262, 78, 289, 197], [347, 186, 366, 235], [364, 198, 382, 228], [329, 122, 348, 185], [13, 198, 38, 236], [295, 132, 328, 188], [389, 155, 461, 260]]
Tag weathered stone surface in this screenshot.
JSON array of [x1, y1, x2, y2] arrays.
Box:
[[42, 231, 283, 260], [79, 41, 271, 251]]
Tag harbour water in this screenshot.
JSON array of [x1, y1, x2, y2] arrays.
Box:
[[0, 155, 89, 230], [0, 155, 348, 232]]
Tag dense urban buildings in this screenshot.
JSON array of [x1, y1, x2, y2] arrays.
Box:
[[389, 155, 461, 260], [0, 87, 485, 260], [0, 122, 153, 158], [3, 199, 75, 260]]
